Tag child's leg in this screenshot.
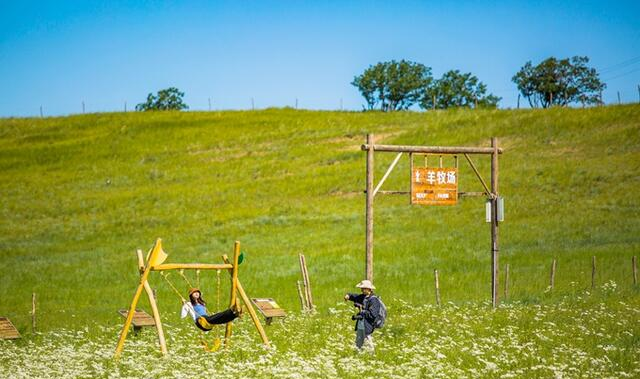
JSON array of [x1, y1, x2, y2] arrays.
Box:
[[204, 308, 238, 325]]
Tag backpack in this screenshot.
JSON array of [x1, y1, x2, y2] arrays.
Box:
[[370, 295, 387, 329]]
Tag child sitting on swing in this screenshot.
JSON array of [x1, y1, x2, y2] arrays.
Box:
[[181, 288, 241, 331]]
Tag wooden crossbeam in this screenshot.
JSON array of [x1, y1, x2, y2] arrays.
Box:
[[362, 144, 504, 154], [152, 263, 233, 271]]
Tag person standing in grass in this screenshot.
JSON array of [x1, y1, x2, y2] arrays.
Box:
[[344, 280, 381, 351]]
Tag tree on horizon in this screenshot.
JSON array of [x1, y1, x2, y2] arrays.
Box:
[[136, 87, 189, 111], [512, 56, 605, 108]]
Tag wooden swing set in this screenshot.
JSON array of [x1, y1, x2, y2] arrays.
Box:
[[114, 239, 269, 358]]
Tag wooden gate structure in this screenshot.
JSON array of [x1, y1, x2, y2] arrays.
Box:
[[361, 134, 504, 307], [114, 238, 269, 358]]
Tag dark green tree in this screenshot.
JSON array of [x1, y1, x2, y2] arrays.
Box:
[[136, 87, 189, 111], [512, 56, 605, 108], [352, 60, 433, 111], [420, 70, 500, 109]]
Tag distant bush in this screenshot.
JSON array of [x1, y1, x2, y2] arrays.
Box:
[[512, 56, 605, 108], [421, 70, 500, 110], [352, 61, 499, 111], [136, 87, 189, 111], [352, 60, 433, 111]]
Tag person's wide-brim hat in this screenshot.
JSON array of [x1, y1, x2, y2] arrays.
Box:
[[188, 288, 201, 296], [356, 280, 375, 290]]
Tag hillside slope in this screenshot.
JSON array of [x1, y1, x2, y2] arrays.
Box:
[[0, 105, 639, 329]]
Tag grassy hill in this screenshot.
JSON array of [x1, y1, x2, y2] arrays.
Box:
[[0, 105, 639, 377]]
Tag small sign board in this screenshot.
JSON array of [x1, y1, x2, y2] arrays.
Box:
[[411, 167, 458, 205]]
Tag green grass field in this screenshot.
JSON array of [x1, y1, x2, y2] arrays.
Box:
[[1, 105, 639, 377]]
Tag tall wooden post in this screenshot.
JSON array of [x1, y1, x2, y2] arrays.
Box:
[[550, 259, 557, 290], [136, 249, 167, 355], [365, 134, 375, 281], [222, 254, 270, 347], [115, 265, 152, 358], [504, 264, 509, 300], [491, 137, 499, 307], [434, 269, 441, 306], [633, 256, 638, 286], [225, 241, 241, 345], [31, 293, 36, 333], [591, 256, 596, 289]]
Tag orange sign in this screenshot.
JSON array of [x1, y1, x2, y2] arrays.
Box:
[[411, 167, 458, 205]]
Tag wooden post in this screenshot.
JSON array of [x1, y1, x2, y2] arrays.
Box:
[[591, 256, 596, 289], [409, 153, 414, 205], [136, 248, 167, 355], [136, 249, 145, 274], [208, 98, 211, 111], [365, 134, 374, 281], [39, 106, 43, 118], [617, 91, 621, 105], [504, 264, 509, 300], [491, 137, 500, 307], [439, 155, 443, 168], [124, 101, 127, 112], [82, 101, 85, 114], [517, 94, 520, 109], [298, 255, 308, 308], [550, 259, 557, 290], [31, 293, 36, 333], [115, 265, 152, 358], [633, 256, 638, 286], [299, 254, 314, 310], [432, 94, 436, 109], [225, 241, 241, 345], [434, 269, 441, 306], [296, 281, 307, 311], [222, 255, 270, 347], [143, 281, 167, 355]]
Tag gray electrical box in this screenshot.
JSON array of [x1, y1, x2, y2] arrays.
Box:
[[485, 197, 504, 222]]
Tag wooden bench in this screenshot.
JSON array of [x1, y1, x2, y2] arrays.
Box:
[[251, 298, 286, 325], [118, 309, 155, 332], [0, 317, 21, 339]]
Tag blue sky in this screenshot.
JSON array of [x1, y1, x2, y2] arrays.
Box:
[[1, 1, 639, 117]]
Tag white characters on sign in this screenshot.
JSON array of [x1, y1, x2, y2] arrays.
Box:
[[415, 171, 421, 183], [437, 171, 446, 184], [427, 171, 436, 184], [447, 171, 456, 184]]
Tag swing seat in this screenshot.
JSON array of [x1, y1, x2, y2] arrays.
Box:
[[195, 308, 239, 332], [201, 338, 222, 352]]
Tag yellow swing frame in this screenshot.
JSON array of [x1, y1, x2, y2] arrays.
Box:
[[114, 239, 270, 358]]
